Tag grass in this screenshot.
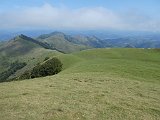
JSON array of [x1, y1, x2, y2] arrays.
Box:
[[0, 48, 160, 120], [59, 48, 160, 83]]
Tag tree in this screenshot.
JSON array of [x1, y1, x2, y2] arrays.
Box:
[[44, 57, 50, 61], [0, 61, 27, 82], [19, 57, 62, 79]]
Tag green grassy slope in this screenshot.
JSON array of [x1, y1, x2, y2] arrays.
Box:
[[9, 48, 62, 79], [0, 48, 160, 120], [0, 35, 62, 79], [59, 48, 160, 83], [0, 35, 41, 57]]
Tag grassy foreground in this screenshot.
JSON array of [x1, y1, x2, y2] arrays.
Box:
[[0, 48, 160, 120]]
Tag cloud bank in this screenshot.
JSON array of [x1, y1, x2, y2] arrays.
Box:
[[0, 3, 159, 31]]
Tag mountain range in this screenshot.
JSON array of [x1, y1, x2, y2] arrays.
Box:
[[0, 31, 160, 82], [32, 31, 160, 49]]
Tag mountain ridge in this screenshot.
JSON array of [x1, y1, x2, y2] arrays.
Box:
[[0, 34, 62, 80], [37, 32, 90, 53]]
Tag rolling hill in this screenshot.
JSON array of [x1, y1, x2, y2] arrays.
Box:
[[0, 34, 62, 80], [37, 32, 90, 53], [37, 31, 114, 53], [58, 48, 160, 83], [65, 35, 110, 48], [0, 48, 160, 120]]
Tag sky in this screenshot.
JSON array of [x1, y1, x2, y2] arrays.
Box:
[[0, 0, 160, 31]]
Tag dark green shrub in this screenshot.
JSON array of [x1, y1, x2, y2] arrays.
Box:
[[31, 57, 62, 78], [44, 57, 50, 61], [0, 61, 27, 82], [18, 71, 31, 80], [19, 57, 62, 80]]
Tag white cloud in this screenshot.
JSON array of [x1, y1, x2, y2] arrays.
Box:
[[0, 3, 159, 31]]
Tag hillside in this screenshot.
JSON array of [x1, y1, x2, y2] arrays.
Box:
[[0, 35, 62, 80], [0, 34, 42, 57], [37, 32, 90, 53], [58, 48, 160, 83], [0, 48, 160, 120], [65, 35, 110, 48]]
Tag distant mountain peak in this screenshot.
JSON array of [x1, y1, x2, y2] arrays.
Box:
[[19, 34, 27, 38], [37, 31, 66, 40], [10, 34, 54, 51], [13, 34, 30, 41], [18, 34, 31, 40], [50, 31, 65, 36]]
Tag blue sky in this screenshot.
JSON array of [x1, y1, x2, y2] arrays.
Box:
[[0, 0, 160, 31], [1, 0, 159, 14]]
